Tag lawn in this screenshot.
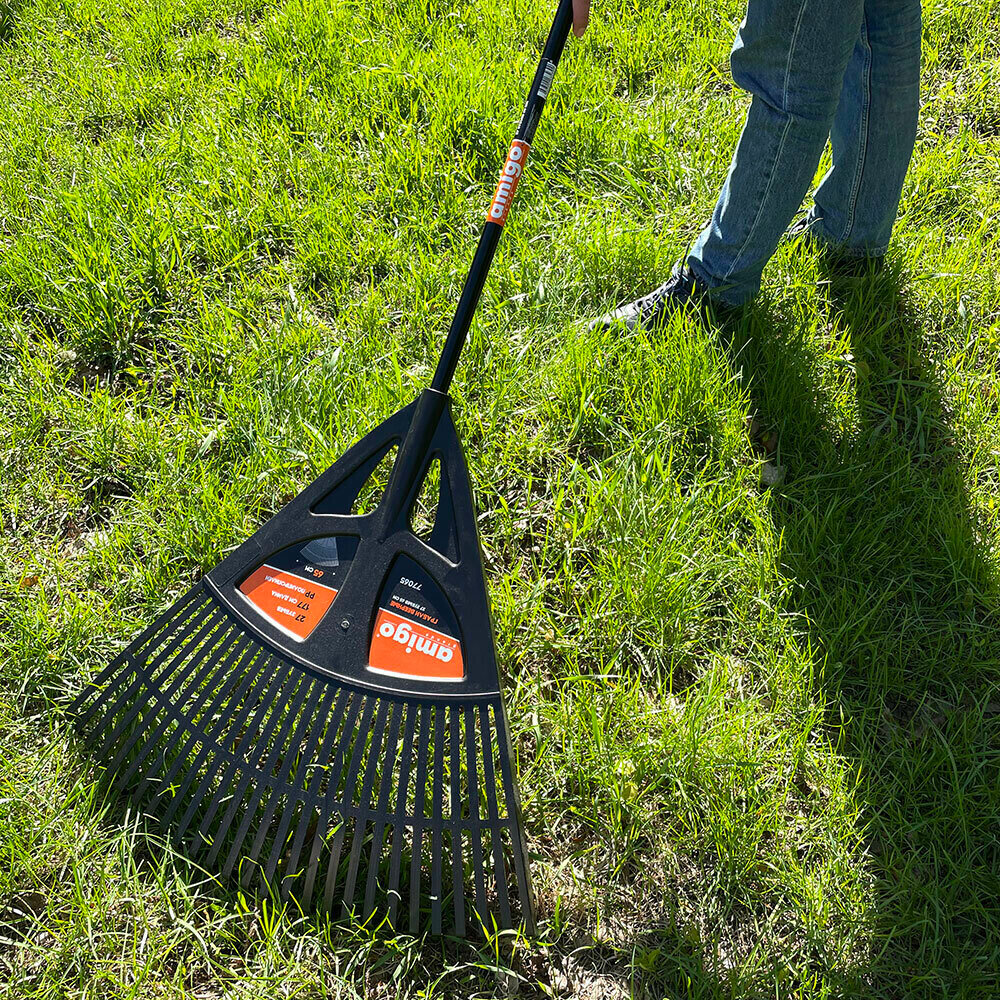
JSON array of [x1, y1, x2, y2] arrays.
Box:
[[2, 0, 999, 996]]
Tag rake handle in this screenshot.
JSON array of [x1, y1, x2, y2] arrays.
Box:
[[429, 0, 575, 395]]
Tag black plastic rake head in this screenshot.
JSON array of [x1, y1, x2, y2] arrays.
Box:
[[73, 391, 534, 935], [72, 0, 577, 938]]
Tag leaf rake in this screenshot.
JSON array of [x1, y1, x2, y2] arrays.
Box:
[[72, 0, 576, 936]]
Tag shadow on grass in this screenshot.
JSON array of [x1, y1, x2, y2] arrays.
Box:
[[0, 0, 22, 45], [560, 266, 1000, 999], [717, 265, 1000, 995]]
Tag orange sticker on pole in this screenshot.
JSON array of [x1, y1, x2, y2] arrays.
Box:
[[487, 138, 530, 227]]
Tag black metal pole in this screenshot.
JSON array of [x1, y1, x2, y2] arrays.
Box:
[[429, 0, 575, 396]]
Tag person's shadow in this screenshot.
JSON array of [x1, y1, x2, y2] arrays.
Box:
[[714, 264, 1000, 995], [559, 265, 999, 998]]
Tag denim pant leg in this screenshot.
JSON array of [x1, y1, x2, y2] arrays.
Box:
[[809, 0, 921, 256], [687, 0, 864, 305]]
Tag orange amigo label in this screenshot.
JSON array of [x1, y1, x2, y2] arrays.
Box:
[[487, 138, 530, 227], [369, 608, 464, 681], [239, 565, 338, 640]]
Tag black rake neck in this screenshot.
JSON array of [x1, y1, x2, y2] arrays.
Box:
[[429, 0, 574, 396]]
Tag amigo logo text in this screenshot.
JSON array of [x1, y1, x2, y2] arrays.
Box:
[[488, 139, 530, 226]]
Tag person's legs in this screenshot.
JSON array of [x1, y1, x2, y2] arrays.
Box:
[[686, 0, 864, 305], [806, 0, 921, 257]]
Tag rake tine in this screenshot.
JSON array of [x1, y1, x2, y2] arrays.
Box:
[[98, 609, 227, 771], [212, 671, 312, 872], [75, 590, 209, 732], [366, 701, 404, 922], [278, 688, 350, 897], [322, 696, 377, 913], [152, 634, 260, 817], [219, 675, 316, 877], [465, 705, 486, 925], [301, 694, 365, 905], [450, 706, 465, 936], [430, 704, 445, 935], [72, 585, 205, 721], [120, 629, 248, 801], [163, 643, 273, 829], [341, 698, 391, 918], [480, 703, 511, 928], [409, 703, 431, 934], [173, 653, 287, 841], [494, 704, 534, 933], [108, 625, 235, 801], [195, 660, 298, 857], [247, 686, 334, 890], [81, 597, 212, 747], [385, 703, 416, 929]]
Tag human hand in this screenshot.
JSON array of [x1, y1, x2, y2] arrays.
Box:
[[572, 0, 590, 37]]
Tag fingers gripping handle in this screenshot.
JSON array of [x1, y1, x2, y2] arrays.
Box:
[[430, 0, 575, 396]]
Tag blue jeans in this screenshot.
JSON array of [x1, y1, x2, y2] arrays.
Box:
[[686, 0, 922, 305]]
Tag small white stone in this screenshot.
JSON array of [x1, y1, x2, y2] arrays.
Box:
[[761, 462, 786, 488]]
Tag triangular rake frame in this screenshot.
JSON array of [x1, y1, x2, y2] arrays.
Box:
[[74, 392, 534, 936]]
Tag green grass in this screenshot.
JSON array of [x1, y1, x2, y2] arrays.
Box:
[[2, 0, 999, 995]]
